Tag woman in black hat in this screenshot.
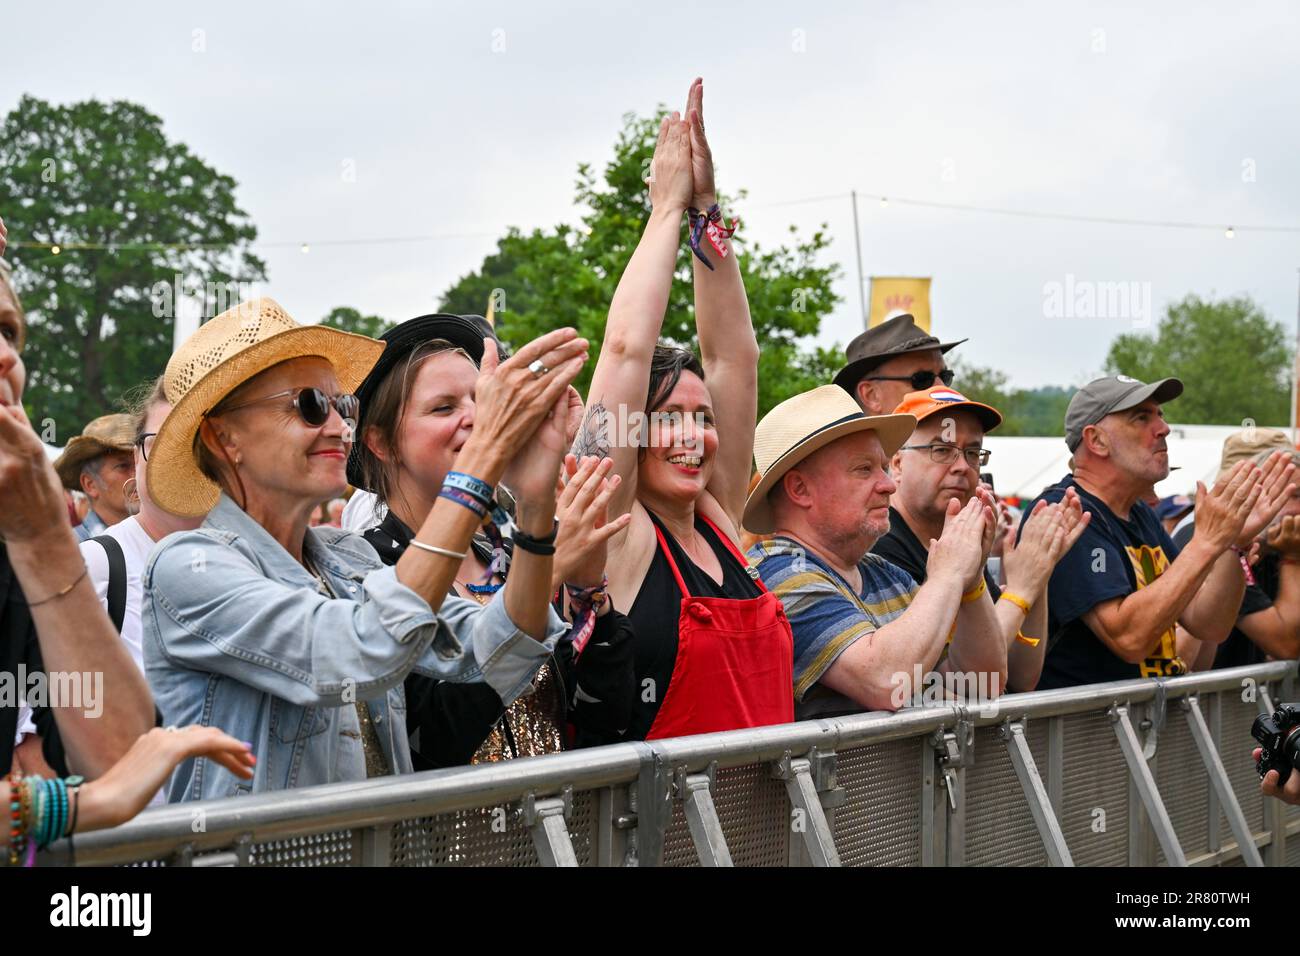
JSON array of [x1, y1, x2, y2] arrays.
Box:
[[351, 314, 635, 765]]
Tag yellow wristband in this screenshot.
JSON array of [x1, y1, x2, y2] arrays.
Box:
[[999, 591, 1032, 616], [961, 578, 987, 604], [1015, 631, 1041, 647]]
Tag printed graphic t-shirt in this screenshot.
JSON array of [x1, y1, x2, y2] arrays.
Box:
[[1028, 475, 1184, 688]]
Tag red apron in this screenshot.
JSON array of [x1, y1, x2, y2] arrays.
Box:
[[645, 515, 795, 740]]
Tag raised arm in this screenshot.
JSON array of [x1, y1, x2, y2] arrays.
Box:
[[684, 79, 759, 528], [0, 404, 154, 780], [576, 113, 693, 520]]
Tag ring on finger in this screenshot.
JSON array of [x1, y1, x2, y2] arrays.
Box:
[[528, 359, 550, 378]]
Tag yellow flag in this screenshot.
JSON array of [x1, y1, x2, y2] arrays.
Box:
[[484, 292, 496, 329], [868, 277, 931, 331]]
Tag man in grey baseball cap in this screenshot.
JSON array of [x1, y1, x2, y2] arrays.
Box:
[[1021, 373, 1296, 689], [1064, 374, 1183, 452]]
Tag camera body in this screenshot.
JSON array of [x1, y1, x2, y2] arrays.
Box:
[[1252, 703, 1300, 783]]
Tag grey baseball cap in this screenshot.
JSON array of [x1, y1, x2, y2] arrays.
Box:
[[1064, 375, 1183, 452]]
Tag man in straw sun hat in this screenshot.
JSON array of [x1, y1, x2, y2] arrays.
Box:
[[54, 413, 137, 542], [745, 385, 1007, 718], [1168, 426, 1300, 672], [143, 297, 586, 800]]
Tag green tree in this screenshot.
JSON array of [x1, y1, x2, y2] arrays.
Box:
[[0, 95, 264, 436], [320, 306, 393, 339], [950, 357, 1074, 436], [1105, 294, 1292, 425], [440, 111, 841, 417]]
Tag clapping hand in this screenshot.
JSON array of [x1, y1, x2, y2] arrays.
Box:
[[1235, 451, 1298, 547]]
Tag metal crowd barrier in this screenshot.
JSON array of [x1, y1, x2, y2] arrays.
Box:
[[42, 661, 1299, 867]]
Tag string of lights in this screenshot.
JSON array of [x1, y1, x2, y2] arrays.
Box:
[[5, 189, 1296, 255]]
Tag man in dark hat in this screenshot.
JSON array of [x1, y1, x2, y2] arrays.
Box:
[[1024, 374, 1296, 688], [832, 313, 966, 415]]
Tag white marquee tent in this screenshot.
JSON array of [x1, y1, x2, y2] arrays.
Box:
[[982, 424, 1296, 501]]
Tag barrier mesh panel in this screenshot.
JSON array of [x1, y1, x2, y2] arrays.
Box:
[[1288, 833, 1300, 867], [662, 762, 790, 867], [1220, 693, 1268, 850], [1155, 709, 1210, 864], [249, 830, 356, 866], [965, 721, 1049, 866], [1060, 711, 1129, 866], [833, 738, 923, 867], [389, 790, 596, 866]]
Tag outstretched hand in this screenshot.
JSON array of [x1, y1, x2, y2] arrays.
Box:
[[648, 111, 694, 213], [684, 77, 716, 207]]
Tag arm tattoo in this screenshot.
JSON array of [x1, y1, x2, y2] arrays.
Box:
[[571, 400, 612, 461]]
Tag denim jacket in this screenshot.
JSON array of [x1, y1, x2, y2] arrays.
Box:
[[142, 494, 564, 801]]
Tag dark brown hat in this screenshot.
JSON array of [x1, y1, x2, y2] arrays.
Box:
[[832, 314, 966, 393]]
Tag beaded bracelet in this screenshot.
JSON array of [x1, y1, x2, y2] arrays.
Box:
[[6, 770, 25, 867]]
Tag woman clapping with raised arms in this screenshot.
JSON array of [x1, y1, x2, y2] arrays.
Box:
[[574, 80, 795, 742]]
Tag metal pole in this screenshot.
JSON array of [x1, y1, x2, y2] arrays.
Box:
[[851, 190, 867, 328]]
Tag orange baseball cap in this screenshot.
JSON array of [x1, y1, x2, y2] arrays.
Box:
[[893, 385, 1003, 432]]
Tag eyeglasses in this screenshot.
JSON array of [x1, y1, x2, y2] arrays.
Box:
[[135, 432, 157, 462], [212, 388, 360, 428], [863, 368, 955, 390], [901, 442, 991, 468]]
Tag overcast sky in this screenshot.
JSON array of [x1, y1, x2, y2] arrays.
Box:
[[5, 0, 1299, 391]]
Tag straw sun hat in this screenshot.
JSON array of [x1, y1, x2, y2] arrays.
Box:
[[53, 413, 136, 490], [148, 298, 385, 517], [742, 385, 916, 535]]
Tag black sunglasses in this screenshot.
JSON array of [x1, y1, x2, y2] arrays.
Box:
[[134, 432, 157, 462], [214, 387, 360, 428], [863, 368, 955, 390]]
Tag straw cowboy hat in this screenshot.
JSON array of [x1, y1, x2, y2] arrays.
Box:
[[743, 385, 916, 535], [148, 298, 385, 517], [54, 414, 136, 490]]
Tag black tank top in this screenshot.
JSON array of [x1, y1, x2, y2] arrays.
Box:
[[620, 509, 762, 741]]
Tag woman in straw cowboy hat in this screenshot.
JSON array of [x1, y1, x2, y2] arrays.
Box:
[[572, 80, 794, 743], [143, 298, 588, 800]]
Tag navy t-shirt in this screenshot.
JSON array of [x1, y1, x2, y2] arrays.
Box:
[[1026, 475, 1185, 689]]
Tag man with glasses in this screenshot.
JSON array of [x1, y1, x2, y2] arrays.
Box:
[[873, 386, 1090, 691], [1027, 375, 1296, 688], [54, 414, 137, 542], [832, 313, 965, 415]]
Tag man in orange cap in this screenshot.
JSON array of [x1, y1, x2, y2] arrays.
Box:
[[873, 386, 1090, 691]]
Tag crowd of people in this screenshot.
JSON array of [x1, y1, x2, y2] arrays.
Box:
[[4, 78, 1300, 864]]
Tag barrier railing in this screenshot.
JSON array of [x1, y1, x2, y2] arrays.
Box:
[[41, 661, 1299, 867]]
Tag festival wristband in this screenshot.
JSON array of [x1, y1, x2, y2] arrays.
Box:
[[443, 471, 495, 507], [565, 576, 610, 658], [961, 579, 987, 604], [1015, 631, 1042, 647], [999, 591, 1031, 616], [439, 487, 487, 520]]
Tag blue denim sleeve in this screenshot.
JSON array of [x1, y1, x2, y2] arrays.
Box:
[[418, 590, 566, 705], [145, 534, 562, 707]]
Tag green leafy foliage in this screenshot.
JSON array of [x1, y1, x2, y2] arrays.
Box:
[[439, 111, 842, 418], [0, 95, 264, 437], [320, 306, 393, 339], [949, 357, 1075, 436], [1104, 294, 1292, 425]]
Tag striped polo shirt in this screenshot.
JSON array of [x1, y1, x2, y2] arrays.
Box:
[[748, 535, 919, 718]]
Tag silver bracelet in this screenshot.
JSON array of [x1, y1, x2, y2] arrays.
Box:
[[407, 539, 468, 561]]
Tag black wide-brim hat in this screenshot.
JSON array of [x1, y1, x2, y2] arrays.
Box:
[[346, 313, 500, 488]]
